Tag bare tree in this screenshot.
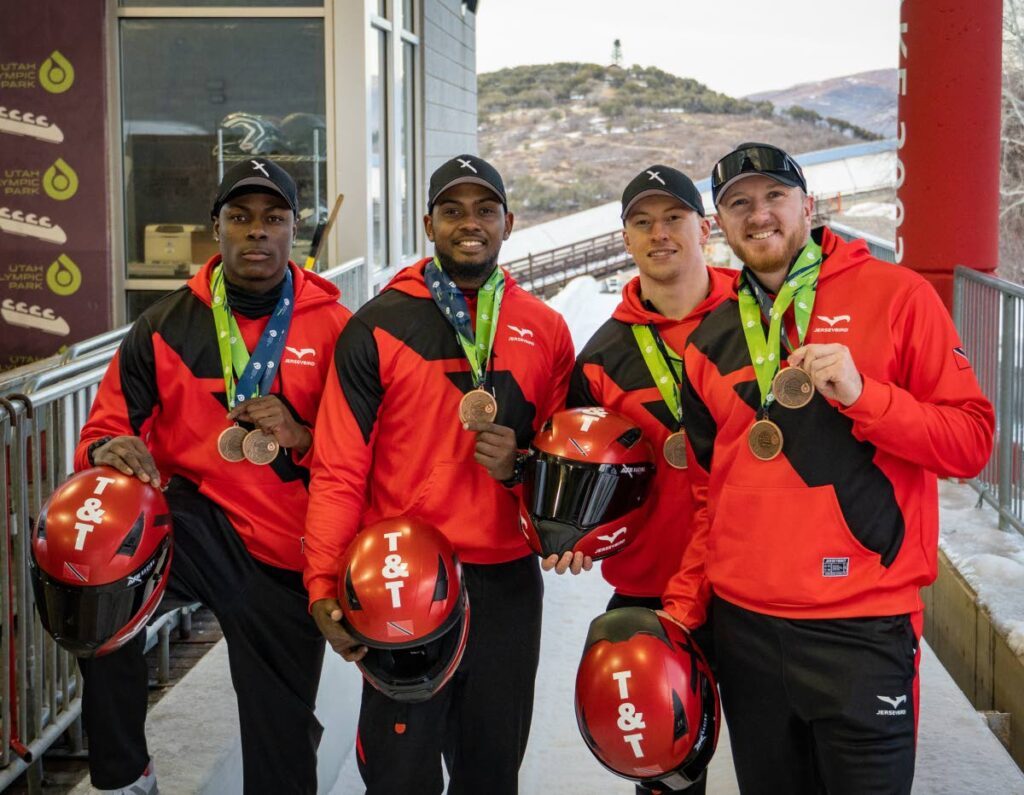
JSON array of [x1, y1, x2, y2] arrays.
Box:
[[1001, 0, 1024, 283]]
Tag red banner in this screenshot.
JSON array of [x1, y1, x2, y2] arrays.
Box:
[[0, 0, 111, 370]]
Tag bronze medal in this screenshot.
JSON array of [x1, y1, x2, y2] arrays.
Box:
[[748, 419, 784, 461], [662, 431, 689, 469], [217, 425, 247, 463], [242, 429, 280, 465], [458, 389, 498, 425], [772, 366, 815, 410]]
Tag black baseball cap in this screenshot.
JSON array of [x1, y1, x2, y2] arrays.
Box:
[[711, 142, 807, 206], [621, 165, 705, 220], [212, 157, 298, 218], [428, 155, 507, 212]]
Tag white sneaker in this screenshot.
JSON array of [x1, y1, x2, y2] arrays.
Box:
[[94, 760, 158, 795]]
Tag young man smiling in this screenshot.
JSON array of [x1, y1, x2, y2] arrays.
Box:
[[662, 142, 994, 794], [76, 158, 349, 794], [563, 165, 733, 795], [304, 155, 573, 794]]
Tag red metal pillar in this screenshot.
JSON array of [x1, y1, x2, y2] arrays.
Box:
[[896, 0, 1003, 309]]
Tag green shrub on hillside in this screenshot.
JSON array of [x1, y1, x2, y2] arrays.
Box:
[[479, 63, 773, 119]]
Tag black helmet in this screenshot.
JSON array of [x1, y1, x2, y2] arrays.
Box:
[[217, 112, 288, 156]]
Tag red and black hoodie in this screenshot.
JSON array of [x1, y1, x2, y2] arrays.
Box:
[[76, 257, 351, 572], [663, 227, 995, 628], [567, 267, 734, 598], [303, 258, 575, 607]]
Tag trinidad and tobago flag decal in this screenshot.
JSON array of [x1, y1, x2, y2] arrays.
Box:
[[953, 346, 971, 371], [63, 561, 89, 582]]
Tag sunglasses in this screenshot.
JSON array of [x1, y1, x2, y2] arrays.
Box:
[[711, 145, 806, 200]]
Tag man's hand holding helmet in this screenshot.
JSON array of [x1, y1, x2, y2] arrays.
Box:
[[90, 436, 162, 488], [311, 597, 367, 662]]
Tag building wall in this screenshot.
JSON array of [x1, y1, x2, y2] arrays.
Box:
[[423, 0, 478, 179]]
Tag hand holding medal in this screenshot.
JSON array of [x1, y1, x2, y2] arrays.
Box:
[[738, 238, 823, 461], [227, 394, 313, 464], [210, 264, 295, 466], [425, 258, 505, 430], [786, 343, 864, 407]]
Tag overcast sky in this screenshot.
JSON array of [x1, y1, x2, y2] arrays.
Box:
[[475, 1, 900, 97]]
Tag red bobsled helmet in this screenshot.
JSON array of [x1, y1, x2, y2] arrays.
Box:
[[575, 607, 719, 790], [29, 467, 173, 658], [339, 517, 469, 703], [520, 407, 656, 559]]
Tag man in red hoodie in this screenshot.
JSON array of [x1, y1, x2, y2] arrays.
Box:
[[76, 158, 350, 794], [663, 143, 995, 794], [304, 155, 574, 794], [564, 164, 732, 795]]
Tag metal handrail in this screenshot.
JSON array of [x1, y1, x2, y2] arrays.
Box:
[[59, 326, 131, 364], [953, 265, 1024, 535]]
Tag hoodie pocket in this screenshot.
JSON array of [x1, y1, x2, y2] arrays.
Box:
[[708, 483, 882, 609]]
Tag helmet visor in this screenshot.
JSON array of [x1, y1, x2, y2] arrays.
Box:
[[30, 538, 170, 657], [524, 452, 655, 529]]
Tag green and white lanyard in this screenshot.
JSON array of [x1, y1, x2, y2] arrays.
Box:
[[737, 238, 822, 408], [210, 264, 294, 407], [425, 257, 506, 388], [631, 324, 684, 431]]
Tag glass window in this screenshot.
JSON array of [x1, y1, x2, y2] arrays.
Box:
[[369, 27, 389, 269], [402, 0, 415, 31], [119, 19, 326, 281], [377, 0, 387, 18], [399, 41, 416, 257]]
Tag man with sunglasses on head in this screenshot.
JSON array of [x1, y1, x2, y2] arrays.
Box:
[[303, 155, 574, 794], [660, 142, 994, 794]]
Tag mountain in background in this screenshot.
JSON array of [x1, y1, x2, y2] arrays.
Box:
[[479, 63, 877, 228], [746, 68, 897, 137]]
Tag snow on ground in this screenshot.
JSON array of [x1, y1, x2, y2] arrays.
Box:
[[545, 274, 624, 351], [842, 200, 897, 219], [938, 480, 1024, 656]]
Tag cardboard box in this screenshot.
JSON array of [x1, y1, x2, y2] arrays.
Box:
[[144, 224, 218, 265]]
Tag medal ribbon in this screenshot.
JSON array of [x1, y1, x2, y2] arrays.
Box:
[[210, 264, 295, 407], [425, 257, 505, 388], [737, 238, 822, 406], [631, 324, 684, 431]]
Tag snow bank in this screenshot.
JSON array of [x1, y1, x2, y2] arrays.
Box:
[[939, 480, 1024, 656], [545, 274, 623, 352]]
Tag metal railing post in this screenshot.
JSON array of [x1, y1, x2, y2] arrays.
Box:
[[998, 292, 1016, 530]]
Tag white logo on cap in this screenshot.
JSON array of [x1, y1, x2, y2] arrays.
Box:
[[250, 159, 269, 177], [646, 170, 665, 185], [457, 158, 478, 173]]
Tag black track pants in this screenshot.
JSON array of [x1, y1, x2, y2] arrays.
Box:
[[355, 555, 543, 795], [605, 593, 714, 795], [78, 477, 325, 793], [712, 596, 919, 795]]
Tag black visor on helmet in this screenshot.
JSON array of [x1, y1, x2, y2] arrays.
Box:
[[357, 586, 468, 703], [524, 452, 655, 530], [29, 536, 170, 657]]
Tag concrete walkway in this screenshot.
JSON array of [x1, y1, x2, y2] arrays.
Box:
[[79, 551, 1024, 794]]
